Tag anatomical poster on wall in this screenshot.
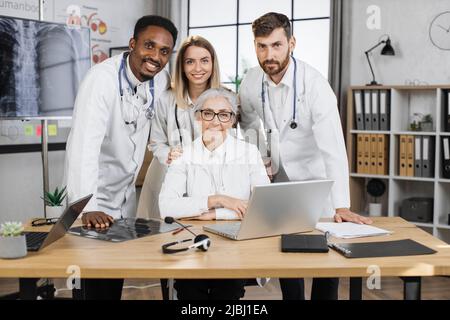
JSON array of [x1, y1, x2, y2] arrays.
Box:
[[48, 0, 138, 65]]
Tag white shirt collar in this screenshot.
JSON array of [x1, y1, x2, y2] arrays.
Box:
[[186, 94, 195, 108], [201, 136, 228, 161], [192, 135, 239, 164], [264, 57, 295, 89]]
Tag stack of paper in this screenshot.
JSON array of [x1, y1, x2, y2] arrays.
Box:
[[315, 222, 392, 239]]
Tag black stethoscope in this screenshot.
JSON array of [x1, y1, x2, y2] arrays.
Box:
[[174, 104, 183, 144], [261, 56, 298, 130], [174, 102, 198, 145], [118, 52, 155, 126]]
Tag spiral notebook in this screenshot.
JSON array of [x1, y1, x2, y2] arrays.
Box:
[[328, 239, 436, 258], [316, 222, 392, 239]]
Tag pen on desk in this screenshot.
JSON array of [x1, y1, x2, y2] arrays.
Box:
[[328, 242, 352, 257], [325, 231, 352, 257], [172, 227, 184, 235], [172, 225, 192, 235]]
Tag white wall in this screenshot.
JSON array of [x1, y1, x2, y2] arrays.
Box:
[[0, 151, 65, 221], [0, 0, 40, 19], [44, 0, 155, 63], [346, 0, 450, 86], [0, 0, 154, 223]]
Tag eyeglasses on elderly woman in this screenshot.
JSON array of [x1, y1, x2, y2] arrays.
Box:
[[196, 109, 235, 123]]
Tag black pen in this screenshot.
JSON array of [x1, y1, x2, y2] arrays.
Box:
[[325, 232, 352, 257], [172, 224, 193, 235]]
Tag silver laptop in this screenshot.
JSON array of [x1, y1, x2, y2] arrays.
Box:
[[203, 180, 333, 240], [24, 194, 92, 251]]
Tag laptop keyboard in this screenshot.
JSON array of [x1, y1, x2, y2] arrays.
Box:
[[24, 232, 48, 251]]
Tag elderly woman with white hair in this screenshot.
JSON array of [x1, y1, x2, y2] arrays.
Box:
[[159, 87, 270, 221], [159, 87, 270, 300]]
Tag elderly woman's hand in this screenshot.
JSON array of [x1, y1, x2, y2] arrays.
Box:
[[190, 210, 217, 220], [208, 195, 248, 219], [262, 157, 274, 181]]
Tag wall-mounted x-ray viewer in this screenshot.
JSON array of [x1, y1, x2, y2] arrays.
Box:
[[0, 16, 91, 118]]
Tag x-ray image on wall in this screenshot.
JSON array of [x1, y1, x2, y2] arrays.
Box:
[[0, 16, 91, 117]]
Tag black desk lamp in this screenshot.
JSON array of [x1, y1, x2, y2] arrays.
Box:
[[365, 36, 395, 86]]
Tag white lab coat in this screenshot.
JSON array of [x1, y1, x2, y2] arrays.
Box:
[[159, 135, 270, 219], [239, 58, 349, 217], [137, 90, 199, 219], [65, 52, 170, 219]]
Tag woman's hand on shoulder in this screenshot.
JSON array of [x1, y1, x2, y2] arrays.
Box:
[[166, 146, 183, 164]]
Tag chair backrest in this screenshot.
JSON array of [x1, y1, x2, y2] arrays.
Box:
[[136, 157, 166, 220]]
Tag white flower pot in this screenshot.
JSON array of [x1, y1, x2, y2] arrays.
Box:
[[0, 235, 27, 259], [369, 203, 382, 217], [46, 205, 65, 219], [421, 122, 433, 132]]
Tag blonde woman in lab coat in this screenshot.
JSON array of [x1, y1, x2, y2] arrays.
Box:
[[137, 35, 221, 219]]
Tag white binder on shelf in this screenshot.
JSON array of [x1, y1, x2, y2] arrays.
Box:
[[364, 90, 372, 130], [354, 90, 364, 130], [371, 90, 380, 131], [414, 136, 422, 177], [422, 136, 435, 177], [379, 90, 390, 131], [443, 137, 450, 179], [446, 91, 450, 132]]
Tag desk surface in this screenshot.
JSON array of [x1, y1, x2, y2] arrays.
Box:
[[0, 217, 449, 279]]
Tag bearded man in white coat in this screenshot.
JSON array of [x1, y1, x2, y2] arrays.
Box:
[[239, 12, 372, 301]]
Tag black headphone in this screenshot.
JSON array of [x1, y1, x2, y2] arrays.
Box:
[[161, 217, 211, 254]]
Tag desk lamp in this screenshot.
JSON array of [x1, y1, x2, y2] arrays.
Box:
[[365, 35, 395, 86]]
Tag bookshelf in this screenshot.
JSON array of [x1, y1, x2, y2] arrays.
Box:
[[346, 85, 450, 243]]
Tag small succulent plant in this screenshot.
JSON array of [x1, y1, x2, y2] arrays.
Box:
[[42, 186, 67, 207], [0, 222, 24, 237]]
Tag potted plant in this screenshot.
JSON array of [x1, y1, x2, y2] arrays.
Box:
[[421, 114, 433, 132], [42, 186, 67, 219], [409, 113, 423, 131], [229, 58, 250, 92], [0, 222, 27, 259], [366, 179, 386, 217]]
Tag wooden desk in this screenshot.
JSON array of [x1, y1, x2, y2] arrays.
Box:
[[1, 217, 449, 300]]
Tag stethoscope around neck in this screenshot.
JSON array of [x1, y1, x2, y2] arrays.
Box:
[[261, 56, 299, 131], [174, 101, 198, 146], [118, 52, 155, 127], [174, 104, 183, 144]]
